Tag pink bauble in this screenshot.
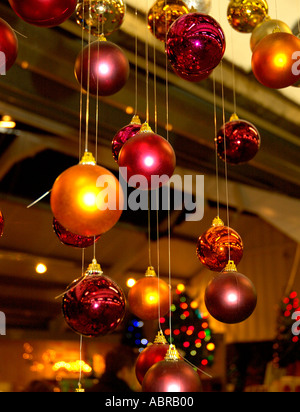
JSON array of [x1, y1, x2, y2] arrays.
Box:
[[0, 18, 18, 72], [74, 40, 130, 96], [118, 131, 176, 190], [112, 119, 142, 163], [8, 0, 77, 28], [166, 13, 225, 80]]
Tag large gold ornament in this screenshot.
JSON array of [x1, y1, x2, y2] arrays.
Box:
[[227, 0, 269, 33], [250, 17, 292, 51], [183, 0, 211, 14], [148, 0, 189, 42], [76, 0, 126, 36]]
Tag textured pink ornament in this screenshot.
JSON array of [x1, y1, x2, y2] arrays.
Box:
[[8, 0, 77, 27], [112, 115, 142, 163], [53, 218, 101, 249], [74, 39, 130, 96], [0, 18, 18, 72], [166, 13, 225, 80]]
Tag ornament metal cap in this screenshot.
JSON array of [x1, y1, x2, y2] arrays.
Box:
[[80, 151, 96, 165], [75, 383, 85, 392], [154, 330, 168, 344], [229, 113, 239, 122], [130, 115, 142, 125], [212, 216, 224, 227], [86, 258, 103, 275], [165, 344, 180, 362], [224, 260, 238, 272], [140, 122, 153, 133], [98, 34, 107, 41], [145, 266, 157, 278]]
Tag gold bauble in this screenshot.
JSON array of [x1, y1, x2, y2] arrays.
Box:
[[183, 0, 211, 14], [148, 0, 189, 42], [76, 0, 126, 36], [250, 18, 292, 51], [227, 0, 269, 33]]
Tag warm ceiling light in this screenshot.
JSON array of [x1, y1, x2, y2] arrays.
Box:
[[126, 278, 136, 288], [0, 115, 16, 129], [36, 263, 47, 274], [125, 106, 134, 115]]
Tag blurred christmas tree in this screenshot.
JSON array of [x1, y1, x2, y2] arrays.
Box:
[[160, 283, 215, 367]]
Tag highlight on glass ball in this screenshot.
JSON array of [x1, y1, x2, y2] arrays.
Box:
[[62, 259, 126, 337], [76, 0, 126, 37], [8, 0, 77, 28], [216, 113, 261, 165], [0, 18, 18, 73], [204, 262, 257, 324], [227, 0, 269, 33], [74, 39, 130, 96], [184, 0, 211, 14], [196, 216, 244, 272], [166, 13, 226, 81], [250, 17, 292, 52], [53, 218, 101, 249], [147, 0, 189, 42], [252, 32, 300, 89], [112, 115, 142, 163]]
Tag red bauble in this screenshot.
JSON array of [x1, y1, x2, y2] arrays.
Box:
[[62, 261, 126, 337], [173, 67, 212, 82], [196, 218, 243, 272], [112, 116, 142, 163], [8, 0, 77, 28], [136, 342, 169, 385], [118, 128, 176, 191], [216, 115, 261, 164], [166, 13, 225, 81], [205, 270, 257, 324], [0, 210, 4, 237], [0, 18, 18, 72], [252, 32, 300, 89], [74, 39, 130, 96], [53, 218, 101, 248], [142, 359, 202, 392]]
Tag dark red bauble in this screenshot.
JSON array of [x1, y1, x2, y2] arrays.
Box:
[[173, 66, 212, 82], [112, 117, 142, 163], [0, 18, 18, 72], [0, 210, 4, 237], [196, 219, 243, 272], [205, 271, 257, 324], [8, 0, 77, 28], [142, 360, 202, 392], [118, 131, 176, 190], [74, 40, 130, 96], [135, 343, 169, 385], [53, 218, 101, 248], [62, 272, 126, 337], [216, 116, 261, 164], [166, 13, 225, 79]]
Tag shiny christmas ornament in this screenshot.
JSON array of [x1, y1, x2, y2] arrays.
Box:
[[112, 115, 142, 163], [118, 123, 176, 191], [252, 32, 300, 89], [184, 0, 211, 14], [250, 18, 292, 52], [142, 345, 202, 392], [128, 266, 170, 321], [0, 18, 18, 73], [196, 216, 243, 272], [166, 13, 225, 80], [74, 37, 130, 96], [227, 0, 269, 33], [8, 0, 77, 28], [0, 210, 4, 237], [173, 67, 212, 82], [53, 218, 101, 248], [62, 259, 126, 337], [76, 0, 126, 37], [204, 261, 257, 324], [50, 152, 123, 237], [147, 0, 189, 42], [216, 113, 261, 164], [135, 331, 169, 385]]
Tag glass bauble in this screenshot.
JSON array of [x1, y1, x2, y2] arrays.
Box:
[[227, 0, 268, 33]]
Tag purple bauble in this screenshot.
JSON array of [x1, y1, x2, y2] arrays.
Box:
[[53, 218, 101, 248], [112, 116, 142, 163], [166, 13, 225, 80]]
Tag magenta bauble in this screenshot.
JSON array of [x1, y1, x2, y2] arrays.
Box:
[[0, 18, 18, 72], [8, 0, 77, 27], [112, 117, 142, 163], [74, 39, 130, 96], [53, 218, 101, 248], [166, 13, 225, 80]]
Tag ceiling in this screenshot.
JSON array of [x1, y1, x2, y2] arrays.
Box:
[[0, 0, 300, 343]]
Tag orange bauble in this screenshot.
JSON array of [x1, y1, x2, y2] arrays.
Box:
[[128, 267, 170, 321], [252, 32, 300, 89], [50, 152, 123, 237]]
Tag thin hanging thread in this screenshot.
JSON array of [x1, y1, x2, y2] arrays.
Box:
[[156, 190, 162, 332], [78, 334, 83, 389], [78, 20, 85, 161], [134, 6, 139, 115], [84, 0, 93, 153], [213, 73, 220, 218], [145, 0, 150, 124]]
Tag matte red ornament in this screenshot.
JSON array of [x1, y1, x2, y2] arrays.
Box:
[[62, 259, 126, 337], [252, 32, 300, 89], [166, 13, 225, 81], [74, 38, 130, 96], [50, 152, 123, 237], [0, 210, 4, 237], [204, 262, 257, 324], [196, 217, 243, 272], [118, 123, 176, 191], [53, 218, 101, 248], [0, 18, 18, 72], [216, 113, 261, 164], [128, 267, 170, 321], [136, 332, 169, 385], [112, 115, 142, 163], [8, 0, 77, 28]]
